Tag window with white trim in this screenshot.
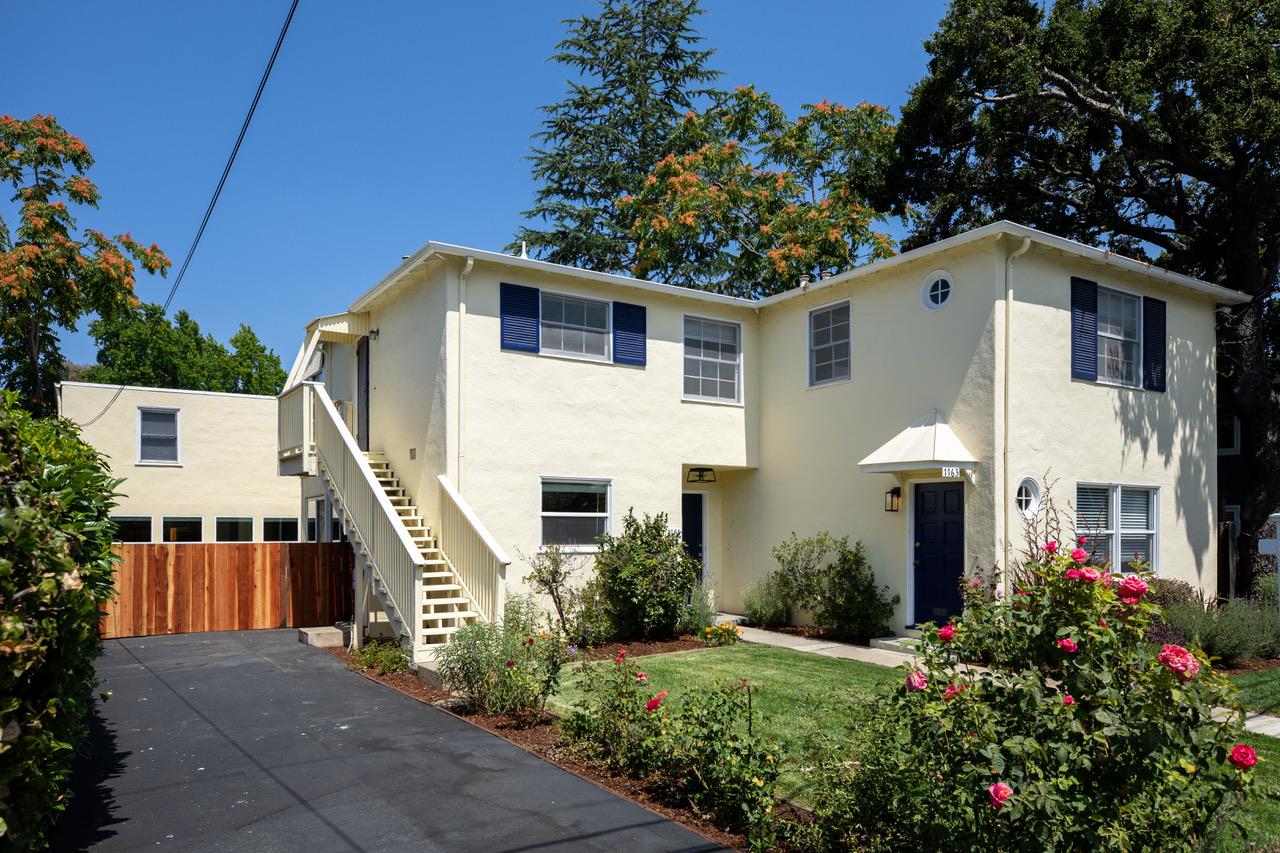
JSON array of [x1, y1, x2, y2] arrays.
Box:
[[1015, 478, 1041, 519], [138, 408, 179, 463], [263, 517, 300, 542], [111, 516, 151, 543], [1096, 286, 1141, 387], [683, 316, 740, 402], [541, 480, 610, 548], [162, 517, 202, 543], [1218, 415, 1241, 455], [1076, 484, 1157, 570], [809, 301, 851, 386], [216, 517, 253, 542], [540, 292, 610, 360]]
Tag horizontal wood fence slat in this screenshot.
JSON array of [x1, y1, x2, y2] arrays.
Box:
[[101, 543, 354, 639]]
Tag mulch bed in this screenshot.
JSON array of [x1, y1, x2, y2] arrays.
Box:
[[770, 625, 874, 646], [1218, 657, 1280, 676], [326, 642, 751, 851], [573, 635, 708, 661]]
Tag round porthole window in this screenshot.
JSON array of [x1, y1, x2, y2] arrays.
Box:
[[1015, 478, 1042, 519], [921, 269, 953, 310]]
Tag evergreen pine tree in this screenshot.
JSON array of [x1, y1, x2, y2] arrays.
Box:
[[512, 0, 720, 274]]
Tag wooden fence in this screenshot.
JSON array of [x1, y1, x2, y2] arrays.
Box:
[[101, 543, 354, 639]]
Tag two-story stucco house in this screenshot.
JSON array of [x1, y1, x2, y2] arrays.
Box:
[[276, 221, 1247, 662]]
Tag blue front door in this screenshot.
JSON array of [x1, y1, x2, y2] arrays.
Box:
[[681, 493, 705, 584], [914, 482, 964, 625]]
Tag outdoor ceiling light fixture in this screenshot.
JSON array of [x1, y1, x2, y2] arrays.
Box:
[[885, 486, 902, 512], [686, 467, 717, 483]]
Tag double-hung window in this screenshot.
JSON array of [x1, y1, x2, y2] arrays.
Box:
[[683, 316, 740, 402], [138, 408, 179, 464], [1096, 286, 1141, 387], [540, 292, 610, 360], [541, 479, 610, 549], [809, 301, 851, 386], [1076, 484, 1157, 570]]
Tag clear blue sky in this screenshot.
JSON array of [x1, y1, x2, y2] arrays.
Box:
[[7, 1, 950, 366]]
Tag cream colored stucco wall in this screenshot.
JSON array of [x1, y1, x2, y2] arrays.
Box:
[[1004, 247, 1219, 591], [451, 258, 758, 594], [719, 242, 1002, 623], [58, 382, 300, 541]]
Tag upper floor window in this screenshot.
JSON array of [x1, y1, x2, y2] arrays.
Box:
[[540, 292, 610, 360], [809, 301, 851, 386], [683, 316, 740, 403], [1097, 286, 1141, 387], [541, 479, 610, 549], [1218, 415, 1241, 455], [1076, 483, 1157, 571], [138, 408, 179, 464]]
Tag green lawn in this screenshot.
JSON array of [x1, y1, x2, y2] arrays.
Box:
[[1232, 668, 1280, 715], [551, 644, 902, 800], [551, 643, 1280, 845]]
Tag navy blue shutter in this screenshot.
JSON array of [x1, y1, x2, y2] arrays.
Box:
[[1142, 296, 1167, 392], [612, 301, 647, 365], [1071, 277, 1098, 381], [500, 283, 539, 352]]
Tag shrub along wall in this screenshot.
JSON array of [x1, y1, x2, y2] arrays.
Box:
[[0, 392, 121, 850]]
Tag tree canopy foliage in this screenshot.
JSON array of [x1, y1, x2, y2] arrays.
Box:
[[0, 115, 170, 415], [82, 303, 286, 396], [883, 0, 1280, 562], [513, 0, 721, 273]]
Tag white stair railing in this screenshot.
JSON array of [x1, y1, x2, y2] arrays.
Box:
[[437, 474, 510, 622], [306, 382, 425, 644], [277, 382, 312, 472]]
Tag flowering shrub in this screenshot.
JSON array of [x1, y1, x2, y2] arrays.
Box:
[[594, 510, 699, 640], [803, 545, 1258, 851], [435, 596, 570, 717], [561, 650, 779, 846], [703, 621, 741, 646]]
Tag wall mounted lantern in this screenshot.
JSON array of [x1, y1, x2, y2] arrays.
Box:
[[885, 486, 902, 512], [686, 467, 717, 483]]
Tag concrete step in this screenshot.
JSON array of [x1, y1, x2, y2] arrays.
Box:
[[870, 636, 921, 654]]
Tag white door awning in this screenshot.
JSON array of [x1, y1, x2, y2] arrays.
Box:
[[858, 409, 978, 480]]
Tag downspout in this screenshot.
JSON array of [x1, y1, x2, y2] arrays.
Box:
[[456, 256, 475, 490], [1003, 237, 1033, 581]]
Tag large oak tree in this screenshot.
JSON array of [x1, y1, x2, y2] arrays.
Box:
[[882, 0, 1280, 576]]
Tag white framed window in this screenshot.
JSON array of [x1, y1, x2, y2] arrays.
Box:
[[809, 300, 851, 386], [541, 479, 610, 550], [1015, 478, 1041, 519], [540, 291, 610, 360], [1076, 483, 1157, 571], [1218, 415, 1241, 456], [263, 517, 300, 542], [1096, 286, 1142, 387], [1223, 504, 1241, 540], [921, 269, 954, 310], [162, 517, 202, 543], [216, 517, 253, 542], [111, 516, 151, 543], [137, 407, 180, 464], [683, 316, 741, 403]]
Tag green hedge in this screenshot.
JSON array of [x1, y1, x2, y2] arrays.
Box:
[[0, 392, 120, 849]]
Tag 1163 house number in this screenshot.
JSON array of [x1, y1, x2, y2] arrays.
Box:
[[941, 466, 961, 478]]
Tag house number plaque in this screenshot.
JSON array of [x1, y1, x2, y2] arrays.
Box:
[[941, 466, 961, 478]]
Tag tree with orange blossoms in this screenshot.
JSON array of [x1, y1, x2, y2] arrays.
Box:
[[0, 115, 170, 415], [620, 86, 897, 298]]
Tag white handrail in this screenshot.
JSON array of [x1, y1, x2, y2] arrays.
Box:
[[437, 474, 510, 622], [307, 382, 425, 643]]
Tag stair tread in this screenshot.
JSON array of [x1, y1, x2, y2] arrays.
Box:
[[422, 610, 478, 620], [421, 597, 470, 605]]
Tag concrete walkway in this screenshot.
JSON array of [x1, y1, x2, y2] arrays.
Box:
[[735, 623, 1280, 737], [52, 630, 721, 853]]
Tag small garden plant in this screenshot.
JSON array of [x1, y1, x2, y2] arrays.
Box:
[[802, 539, 1259, 851], [348, 640, 410, 675], [702, 621, 741, 646]]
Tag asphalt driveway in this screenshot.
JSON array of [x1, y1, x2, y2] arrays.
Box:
[[53, 630, 721, 852]]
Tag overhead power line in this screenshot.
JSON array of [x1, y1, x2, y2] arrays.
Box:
[[80, 0, 300, 426]]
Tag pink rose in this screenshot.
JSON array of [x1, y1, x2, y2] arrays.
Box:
[[635, 672, 648, 684], [1070, 548, 1089, 563], [1157, 644, 1200, 681], [1063, 568, 1082, 580], [645, 690, 668, 712], [1062, 695, 1075, 706], [943, 682, 966, 701], [1230, 744, 1258, 769], [988, 781, 1013, 810], [1057, 638, 1078, 654], [938, 624, 956, 643], [905, 670, 928, 692], [970, 578, 982, 589], [1118, 575, 1149, 599], [1078, 567, 1101, 583], [1078, 536, 1088, 545], [1044, 541, 1059, 554]]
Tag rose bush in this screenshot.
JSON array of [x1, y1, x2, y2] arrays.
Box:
[[801, 546, 1259, 851]]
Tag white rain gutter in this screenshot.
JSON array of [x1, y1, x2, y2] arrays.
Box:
[[456, 256, 474, 490], [1003, 236, 1032, 581]]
